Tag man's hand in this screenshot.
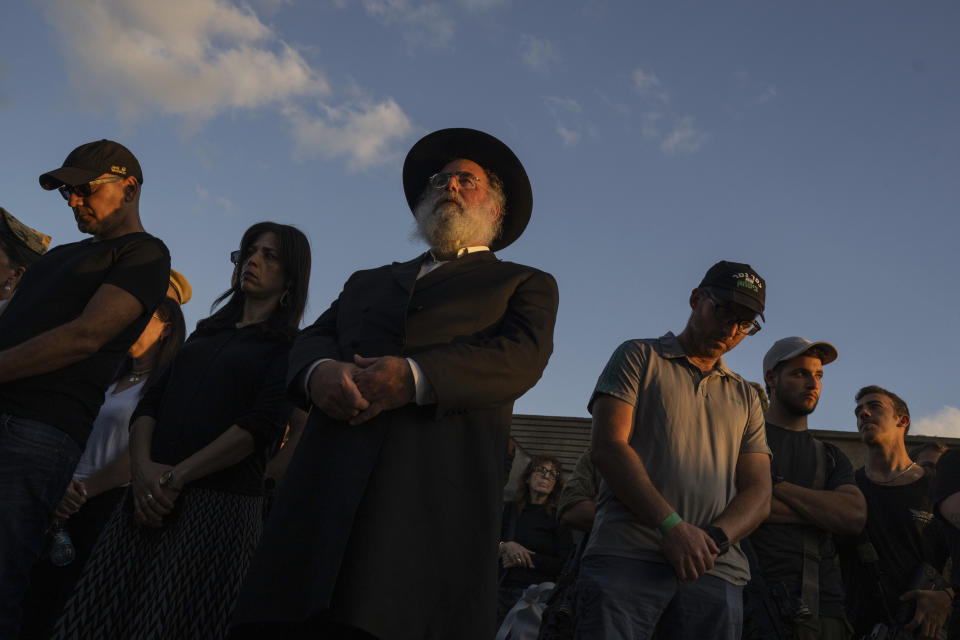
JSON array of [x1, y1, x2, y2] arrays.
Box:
[[308, 360, 369, 421], [500, 540, 536, 569], [661, 521, 720, 582], [350, 355, 415, 425], [54, 478, 88, 520], [130, 458, 179, 527], [901, 589, 951, 639]]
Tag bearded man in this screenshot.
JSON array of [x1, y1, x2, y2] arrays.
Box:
[[232, 128, 559, 640], [743, 337, 865, 640]]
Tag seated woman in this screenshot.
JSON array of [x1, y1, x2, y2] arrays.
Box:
[[20, 294, 185, 638], [54, 222, 311, 640], [497, 454, 574, 627]]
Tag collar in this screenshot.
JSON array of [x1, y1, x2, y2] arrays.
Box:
[[428, 246, 489, 262], [658, 331, 733, 377]]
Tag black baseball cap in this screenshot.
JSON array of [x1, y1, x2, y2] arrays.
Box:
[[39, 139, 143, 190], [699, 260, 766, 321]]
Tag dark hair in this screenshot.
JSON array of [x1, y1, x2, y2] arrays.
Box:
[[114, 296, 186, 391], [514, 454, 564, 516], [198, 222, 311, 339], [856, 385, 911, 434]]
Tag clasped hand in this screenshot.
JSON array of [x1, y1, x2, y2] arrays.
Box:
[[661, 521, 721, 583], [500, 541, 536, 569], [308, 355, 415, 425], [901, 588, 951, 639], [131, 459, 181, 527]]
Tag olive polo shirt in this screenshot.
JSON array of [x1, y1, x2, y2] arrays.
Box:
[[585, 332, 770, 585]]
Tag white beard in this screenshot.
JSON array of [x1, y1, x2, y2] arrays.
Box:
[[413, 192, 497, 254]]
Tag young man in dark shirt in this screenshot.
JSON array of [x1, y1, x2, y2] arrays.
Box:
[[0, 140, 169, 637], [841, 386, 952, 639], [746, 337, 865, 640]]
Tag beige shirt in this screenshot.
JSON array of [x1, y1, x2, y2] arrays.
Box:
[[585, 332, 770, 585]]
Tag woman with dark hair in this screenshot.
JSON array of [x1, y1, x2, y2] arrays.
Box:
[[0, 207, 49, 312], [20, 294, 186, 638], [497, 454, 574, 626], [54, 222, 311, 640]]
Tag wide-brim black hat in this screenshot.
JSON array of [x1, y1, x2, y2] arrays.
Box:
[[402, 128, 532, 251]]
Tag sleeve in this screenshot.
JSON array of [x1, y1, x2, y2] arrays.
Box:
[[413, 270, 559, 418], [934, 449, 960, 508], [824, 442, 856, 490], [130, 356, 174, 424], [587, 340, 648, 413], [286, 287, 346, 403], [235, 345, 295, 452], [738, 384, 770, 456], [105, 235, 170, 314], [556, 448, 597, 521]]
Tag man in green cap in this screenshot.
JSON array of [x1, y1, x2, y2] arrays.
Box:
[[0, 207, 50, 313]]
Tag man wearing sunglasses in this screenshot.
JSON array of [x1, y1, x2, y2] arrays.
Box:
[[0, 139, 169, 637], [233, 128, 558, 640], [577, 260, 772, 640]]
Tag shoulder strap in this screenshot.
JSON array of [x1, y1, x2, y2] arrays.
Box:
[[800, 437, 828, 617]]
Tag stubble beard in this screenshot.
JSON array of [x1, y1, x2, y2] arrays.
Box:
[[413, 193, 496, 255], [776, 386, 819, 418]]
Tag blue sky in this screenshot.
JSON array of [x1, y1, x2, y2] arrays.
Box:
[[2, 1, 958, 434]]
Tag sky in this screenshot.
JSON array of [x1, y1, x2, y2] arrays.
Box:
[[1, 0, 958, 435]]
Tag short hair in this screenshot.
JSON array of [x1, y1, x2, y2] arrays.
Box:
[[514, 453, 564, 516], [764, 347, 831, 396], [856, 385, 910, 433]]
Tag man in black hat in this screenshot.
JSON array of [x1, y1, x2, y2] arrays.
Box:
[[0, 139, 169, 636], [576, 261, 772, 640], [232, 128, 559, 639]]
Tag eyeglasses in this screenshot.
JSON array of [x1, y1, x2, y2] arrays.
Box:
[[703, 291, 761, 336], [428, 171, 482, 190], [58, 176, 124, 201], [532, 466, 559, 480]]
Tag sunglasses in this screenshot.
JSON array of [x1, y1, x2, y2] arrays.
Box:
[[58, 176, 124, 201]]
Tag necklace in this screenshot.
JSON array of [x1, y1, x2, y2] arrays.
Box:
[[126, 369, 151, 383], [871, 461, 917, 484]]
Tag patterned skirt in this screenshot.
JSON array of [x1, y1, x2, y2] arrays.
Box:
[[52, 486, 264, 640]]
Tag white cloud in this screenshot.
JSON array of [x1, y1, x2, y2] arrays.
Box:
[[47, 0, 325, 120], [543, 96, 586, 147], [640, 112, 662, 139], [457, 0, 510, 10], [520, 34, 560, 75], [45, 0, 413, 170], [660, 116, 708, 155], [912, 406, 960, 437], [360, 0, 455, 47], [633, 68, 669, 103], [286, 99, 413, 171]]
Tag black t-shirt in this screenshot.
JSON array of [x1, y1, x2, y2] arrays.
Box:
[[748, 424, 855, 619], [0, 233, 169, 446], [132, 323, 293, 496], [840, 469, 949, 635], [499, 502, 574, 587]]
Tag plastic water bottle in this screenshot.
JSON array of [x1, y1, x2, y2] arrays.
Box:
[[49, 523, 75, 567]]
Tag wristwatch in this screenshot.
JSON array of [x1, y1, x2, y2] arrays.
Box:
[[702, 525, 730, 555]]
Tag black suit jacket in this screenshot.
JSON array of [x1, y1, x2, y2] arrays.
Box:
[[234, 251, 559, 640]]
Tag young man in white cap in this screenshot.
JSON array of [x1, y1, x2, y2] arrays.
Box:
[[232, 128, 558, 640], [744, 337, 864, 640], [0, 140, 169, 637]]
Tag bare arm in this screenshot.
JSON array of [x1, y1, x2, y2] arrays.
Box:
[[591, 394, 718, 581], [129, 415, 176, 526], [559, 500, 596, 533], [264, 408, 309, 486], [766, 496, 807, 525], [0, 283, 144, 384], [711, 452, 771, 544], [82, 451, 132, 498], [773, 482, 866, 535]]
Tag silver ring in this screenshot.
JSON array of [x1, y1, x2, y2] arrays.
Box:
[[146, 493, 155, 501]]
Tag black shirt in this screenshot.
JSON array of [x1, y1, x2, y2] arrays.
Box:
[[840, 469, 948, 635], [132, 323, 293, 496], [748, 424, 855, 619], [0, 233, 169, 446], [500, 502, 573, 587]]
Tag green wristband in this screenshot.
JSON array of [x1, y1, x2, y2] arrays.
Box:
[[659, 512, 682, 535]]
